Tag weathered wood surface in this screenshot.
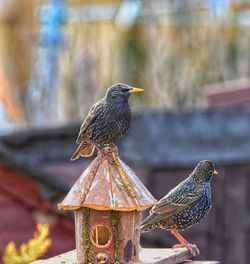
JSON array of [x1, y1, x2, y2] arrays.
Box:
[[140, 248, 193, 264], [182, 262, 220, 264], [118, 210, 141, 262], [32, 248, 219, 264], [58, 157, 101, 210], [74, 208, 141, 263], [58, 153, 156, 211]]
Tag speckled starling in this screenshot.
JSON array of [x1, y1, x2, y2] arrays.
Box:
[[71, 83, 144, 160], [141, 160, 218, 255]]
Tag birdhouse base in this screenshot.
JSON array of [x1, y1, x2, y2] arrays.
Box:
[[32, 248, 220, 264]]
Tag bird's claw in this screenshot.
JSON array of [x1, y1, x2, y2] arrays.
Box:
[[100, 150, 112, 161], [186, 243, 200, 256], [99, 147, 118, 164], [172, 243, 200, 256]]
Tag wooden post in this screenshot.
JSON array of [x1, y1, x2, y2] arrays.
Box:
[[32, 248, 221, 264]]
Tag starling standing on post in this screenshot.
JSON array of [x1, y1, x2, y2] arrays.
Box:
[[141, 160, 218, 255], [71, 83, 143, 160]]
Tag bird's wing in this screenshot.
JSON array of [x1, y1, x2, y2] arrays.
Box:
[[76, 100, 104, 144], [151, 182, 203, 216]]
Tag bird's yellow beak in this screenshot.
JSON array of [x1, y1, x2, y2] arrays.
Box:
[[129, 87, 144, 93], [213, 170, 219, 175]]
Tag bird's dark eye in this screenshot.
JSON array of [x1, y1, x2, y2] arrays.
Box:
[[111, 91, 118, 97]]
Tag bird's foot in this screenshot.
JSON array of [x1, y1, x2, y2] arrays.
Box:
[[99, 148, 116, 164], [172, 243, 200, 256], [100, 149, 111, 158], [98, 144, 119, 164]]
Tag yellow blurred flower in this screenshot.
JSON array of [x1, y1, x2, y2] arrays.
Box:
[[2, 224, 51, 264]]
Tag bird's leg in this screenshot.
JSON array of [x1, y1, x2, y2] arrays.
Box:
[[96, 145, 106, 158], [171, 230, 188, 244], [97, 145, 108, 158], [98, 144, 116, 163], [171, 230, 200, 256], [110, 143, 119, 157], [96, 145, 101, 153]]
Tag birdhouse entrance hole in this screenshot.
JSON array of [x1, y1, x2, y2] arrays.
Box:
[[91, 225, 112, 247]]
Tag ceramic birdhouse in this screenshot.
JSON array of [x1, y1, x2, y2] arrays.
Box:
[[58, 150, 156, 264]]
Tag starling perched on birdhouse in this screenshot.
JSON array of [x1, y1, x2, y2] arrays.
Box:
[[71, 83, 144, 160], [59, 149, 156, 264], [141, 160, 218, 255]]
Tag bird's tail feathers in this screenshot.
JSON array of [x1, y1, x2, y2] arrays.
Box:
[[70, 142, 95, 160]]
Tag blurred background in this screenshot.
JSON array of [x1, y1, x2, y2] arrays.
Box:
[[0, 0, 250, 263]]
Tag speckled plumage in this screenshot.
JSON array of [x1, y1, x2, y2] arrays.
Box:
[[71, 83, 142, 160], [84, 97, 131, 146], [141, 160, 216, 233]]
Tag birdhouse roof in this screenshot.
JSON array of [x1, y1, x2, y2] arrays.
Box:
[[58, 154, 156, 211]]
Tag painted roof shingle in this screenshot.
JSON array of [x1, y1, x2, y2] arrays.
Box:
[[58, 154, 156, 211]]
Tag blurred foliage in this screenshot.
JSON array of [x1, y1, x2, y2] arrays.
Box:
[[2, 224, 51, 264], [58, 2, 250, 117], [0, 0, 250, 125], [143, 24, 250, 109]]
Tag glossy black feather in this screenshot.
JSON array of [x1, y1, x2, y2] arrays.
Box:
[[76, 83, 132, 149], [141, 160, 215, 232]]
